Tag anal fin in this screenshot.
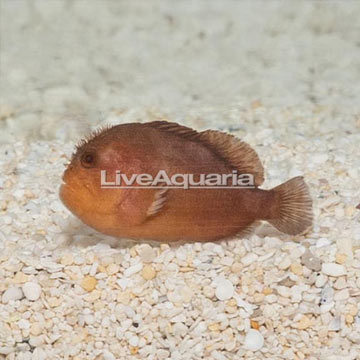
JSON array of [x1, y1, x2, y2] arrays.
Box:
[[234, 221, 261, 239]]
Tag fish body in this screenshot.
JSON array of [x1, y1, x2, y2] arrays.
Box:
[[60, 121, 312, 242]]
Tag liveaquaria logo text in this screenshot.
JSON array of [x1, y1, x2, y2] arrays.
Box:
[[101, 170, 254, 189]]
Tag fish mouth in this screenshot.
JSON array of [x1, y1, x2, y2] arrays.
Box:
[[59, 183, 68, 201], [60, 170, 80, 194], [59, 181, 75, 204], [60, 176, 70, 192]]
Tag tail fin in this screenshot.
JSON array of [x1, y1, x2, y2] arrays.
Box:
[[268, 176, 313, 235]]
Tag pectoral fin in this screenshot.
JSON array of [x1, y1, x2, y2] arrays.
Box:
[[117, 187, 168, 226], [146, 187, 168, 217]]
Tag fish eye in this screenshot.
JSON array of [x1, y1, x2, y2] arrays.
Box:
[[81, 152, 96, 168]]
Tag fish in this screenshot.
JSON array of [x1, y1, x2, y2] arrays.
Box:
[[60, 121, 313, 242]]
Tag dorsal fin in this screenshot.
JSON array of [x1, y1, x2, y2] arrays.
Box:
[[146, 121, 264, 186], [199, 130, 264, 186], [145, 121, 201, 141]]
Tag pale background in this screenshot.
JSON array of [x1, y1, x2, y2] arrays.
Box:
[[1, 0, 360, 142]]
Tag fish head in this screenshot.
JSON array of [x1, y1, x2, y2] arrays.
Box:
[[60, 128, 130, 223]]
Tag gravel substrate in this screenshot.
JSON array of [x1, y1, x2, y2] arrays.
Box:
[[1, 104, 360, 359], [1, 1, 360, 360]]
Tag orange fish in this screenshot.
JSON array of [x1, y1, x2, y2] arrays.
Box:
[[60, 121, 312, 242]]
